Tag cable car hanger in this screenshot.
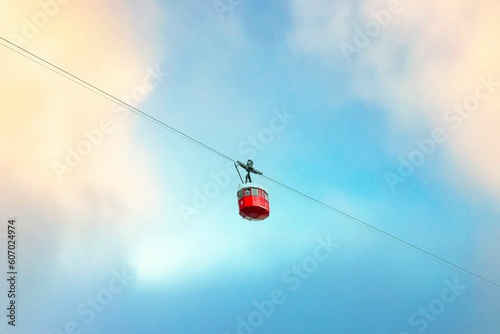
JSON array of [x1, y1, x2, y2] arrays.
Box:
[[235, 159, 262, 183]]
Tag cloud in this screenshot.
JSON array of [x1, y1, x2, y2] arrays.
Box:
[[287, 0, 353, 58], [288, 0, 500, 201], [0, 0, 166, 277], [0, 1, 321, 290]]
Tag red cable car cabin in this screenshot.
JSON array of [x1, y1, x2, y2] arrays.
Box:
[[237, 183, 270, 221]]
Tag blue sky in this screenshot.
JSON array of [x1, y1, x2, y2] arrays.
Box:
[[1, 0, 499, 333]]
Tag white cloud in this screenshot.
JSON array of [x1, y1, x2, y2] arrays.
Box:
[[288, 0, 500, 201], [288, 4, 500, 328]]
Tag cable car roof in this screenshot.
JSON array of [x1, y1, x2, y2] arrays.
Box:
[[237, 182, 268, 193]]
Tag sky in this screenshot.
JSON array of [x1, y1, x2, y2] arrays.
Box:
[[0, 0, 499, 333]]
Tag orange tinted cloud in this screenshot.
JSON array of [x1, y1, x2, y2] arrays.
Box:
[[0, 1, 165, 232]]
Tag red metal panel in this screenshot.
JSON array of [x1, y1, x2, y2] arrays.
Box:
[[238, 197, 269, 220]]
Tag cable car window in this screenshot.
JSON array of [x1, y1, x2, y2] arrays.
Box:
[[244, 189, 251, 196], [252, 188, 259, 196], [237, 189, 243, 199], [264, 192, 268, 200]]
